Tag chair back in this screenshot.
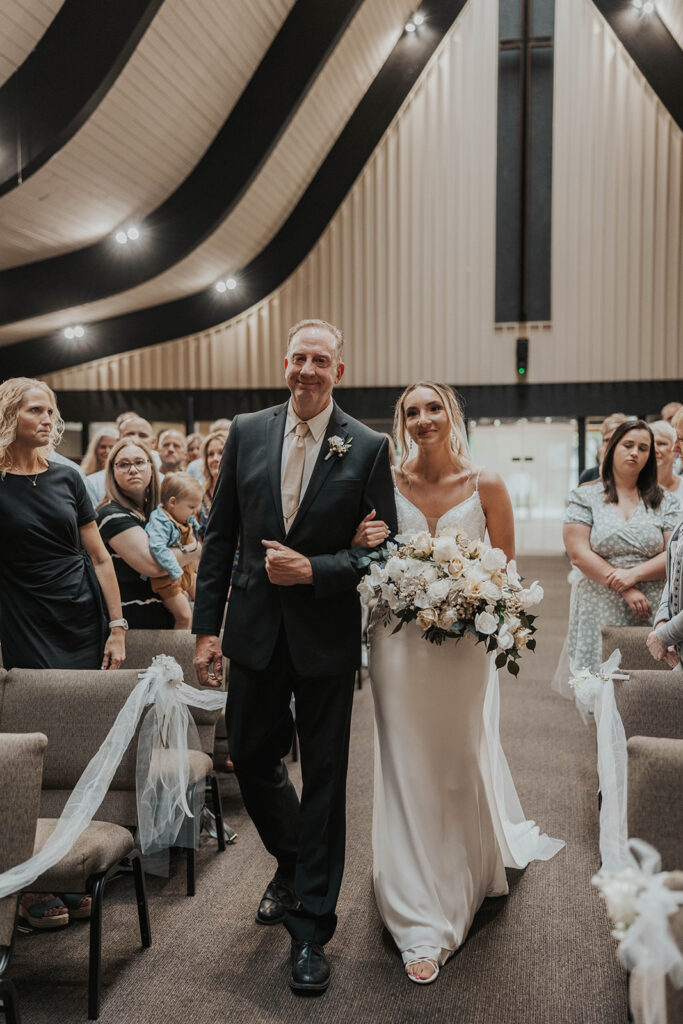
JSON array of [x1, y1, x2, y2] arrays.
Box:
[[627, 736, 683, 872], [0, 668, 143, 824], [614, 672, 683, 740], [0, 731, 47, 946], [601, 625, 670, 670], [123, 630, 225, 752]]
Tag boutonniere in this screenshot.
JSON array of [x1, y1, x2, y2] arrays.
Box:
[[325, 435, 353, 460]]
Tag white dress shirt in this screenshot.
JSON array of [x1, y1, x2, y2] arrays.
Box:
[[280, 399, 333, 509]]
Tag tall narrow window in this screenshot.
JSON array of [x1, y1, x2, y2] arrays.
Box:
[[495, 0, 554, 323]]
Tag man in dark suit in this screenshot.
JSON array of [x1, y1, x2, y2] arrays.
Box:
[[193, 319, 397, 992]]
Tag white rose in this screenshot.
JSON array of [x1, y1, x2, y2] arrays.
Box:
[[506, 560, 522, 590], [432, 535, 459, 563], [414, 589, 430, 609], [480, 580, 502, 602], [385, 555, 407, 582], [468, 539, 486, 558], [447, 554, 466, 577], [481, 547, 507, 573], [507, 616, 521, 632], [475, 611, 498, 635], [420, 563, 439, 584], [519, 581, 544, 608], [427, 579, 450, 604], [412, 532, 433, 558], [496, 626, 515, 650], [416, 607, 438, 630]]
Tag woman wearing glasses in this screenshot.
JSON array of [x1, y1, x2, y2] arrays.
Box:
[[97, 438, 200, 628]]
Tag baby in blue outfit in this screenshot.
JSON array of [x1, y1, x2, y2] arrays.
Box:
[[145, 472, 202, 629]]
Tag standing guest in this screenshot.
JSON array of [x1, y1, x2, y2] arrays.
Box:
[[562, 420, 679, 674], [83, 425, 119, 506], [97, 439, 199, 629], [0, 381, 126, 931], [648, 408, 683, 668], [186, 432, 204, 465], [187, 419, 231, 483], [0, 378, 126, 672], [116, 411, 140, 430], [145, 473, 202, 629], [157, 429, 187, 475], [119, 416, 162, 469], [651, 420, 682, 504], [661, 401, 682, 425], [578, 413, 629, 484], [197, 430, 227, 539]]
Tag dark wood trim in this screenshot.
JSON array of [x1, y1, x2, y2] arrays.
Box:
[[0, 0, 363, 324], [0, 1, 469, 379], [591, 1, 683, 131], [54, 380, 683, 426], [0, 0, 165, 197]]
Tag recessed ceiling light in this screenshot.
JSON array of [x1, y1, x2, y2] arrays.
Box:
[[642, 0, 654, 11], [115, 231, 127, 244], [64, 327, 74, 339], [74, 325, 85, 338], [215, 280, 227, 293], [412, 12, 425, 25], [225, 277, 237, 290], [405, 21, 416, 32], [63, 325, 85, 339], [127, 226, 140, 240]]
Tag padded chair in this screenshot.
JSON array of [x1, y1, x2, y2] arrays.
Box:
[[601, 626, 670, 671], [614, 672, 683, 741], [0, 731, 47, 1024], [627, 737, 683, 872], [629, 870, 683, 1024]]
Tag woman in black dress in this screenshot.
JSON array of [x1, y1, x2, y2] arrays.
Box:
[[97, 439, 200, 628], [0, 378, 126, 672]]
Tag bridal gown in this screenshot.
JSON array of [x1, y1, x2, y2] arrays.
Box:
[[369, 481, 564, 968]]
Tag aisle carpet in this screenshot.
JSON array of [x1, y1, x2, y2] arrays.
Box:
[[10, 556, 628, 1023]]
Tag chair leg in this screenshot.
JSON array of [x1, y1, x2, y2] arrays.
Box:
[[0, 977, 21, 1024], [186, 846, 196, 897], [208, 773, 226, 852], [291, 723, 299, 762], [356, 668, 363, 690], [88, 874, 107, 1020], [129, 850, 151, 948]]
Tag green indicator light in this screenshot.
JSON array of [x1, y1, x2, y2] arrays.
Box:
[[518, 367, 525, 374]]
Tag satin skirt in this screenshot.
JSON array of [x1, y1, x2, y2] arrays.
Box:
[[369, 622, 564, 966]]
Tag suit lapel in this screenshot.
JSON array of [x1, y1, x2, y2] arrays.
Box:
[[266, 403, 288, 537], [286, 401, 349, 538]]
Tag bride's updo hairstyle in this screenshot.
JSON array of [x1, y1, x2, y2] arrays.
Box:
[[393, 381, 472, 474]]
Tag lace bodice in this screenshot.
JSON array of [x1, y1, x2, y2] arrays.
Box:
[[394, 486, 486, 540]]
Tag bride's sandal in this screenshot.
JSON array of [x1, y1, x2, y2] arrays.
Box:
[[405, 958, 440, 984]]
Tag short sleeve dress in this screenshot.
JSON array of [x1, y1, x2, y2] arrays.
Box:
[[564, 481, 681, 672], [97, 501, 173, 629], [0, 463, 107, 670]]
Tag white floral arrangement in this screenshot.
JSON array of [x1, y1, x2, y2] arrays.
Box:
[[357, 527, 543, 674]]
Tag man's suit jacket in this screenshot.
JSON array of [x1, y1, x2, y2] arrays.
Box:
[[192, 399, 398, 676], [655, 517, 683, 659]]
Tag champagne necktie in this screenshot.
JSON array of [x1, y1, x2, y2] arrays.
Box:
[[282, 421, 310, 530]]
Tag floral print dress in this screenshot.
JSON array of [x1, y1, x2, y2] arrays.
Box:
[[564, 482, 681, 672]]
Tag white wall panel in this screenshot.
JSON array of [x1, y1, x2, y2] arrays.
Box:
[[45, 0, 683, 394]]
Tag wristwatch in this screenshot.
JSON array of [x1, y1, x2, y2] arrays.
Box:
[[108, 618, 129, 631]]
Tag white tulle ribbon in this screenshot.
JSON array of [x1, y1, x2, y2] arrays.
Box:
[[593, 840, 683, 1024], [0, 655, 226, 898]]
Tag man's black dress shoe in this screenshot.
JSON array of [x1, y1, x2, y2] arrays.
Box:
[[255, 876, 298, 925], [289, 940, 330, 992]]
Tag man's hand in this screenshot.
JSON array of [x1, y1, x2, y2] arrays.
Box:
[[262, 540, 313, 586], [646, 629, 668, 662], [663, 648, 680, 668], [194, 634, 223, 687]]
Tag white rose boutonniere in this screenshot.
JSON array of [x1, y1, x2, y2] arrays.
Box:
[[325, 435, 353, 460]]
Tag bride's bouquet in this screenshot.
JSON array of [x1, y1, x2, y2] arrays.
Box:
[[357, 528, 543, 674]]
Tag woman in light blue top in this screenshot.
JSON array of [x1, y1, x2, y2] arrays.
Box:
[[562, 420, 679, 674]]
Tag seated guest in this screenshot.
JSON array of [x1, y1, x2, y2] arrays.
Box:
[[97, 439, 199, 629], [578, 412, 628, 483], [562, 419, 679, 674], [187, 419, 231, 482], [652, 420, 682, 503], [197, 430, 227, 539], [145, 473, 202, 630], [158, 429, 187, 475], [648, 408, 683, 669], [83, 424, 119, 505]]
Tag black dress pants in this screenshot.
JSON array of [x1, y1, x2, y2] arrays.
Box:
[[226, 627, 355, 945]]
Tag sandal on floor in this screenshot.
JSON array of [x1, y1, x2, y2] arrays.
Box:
[[61, 893, 92, 920], [405, 958, 440, 985], [18, 894, 69, 930]]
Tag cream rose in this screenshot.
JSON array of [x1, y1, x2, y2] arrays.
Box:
[[411, 532, 433, 558], [447, 554, 466, 577], [427, 579, 450, 604], [416, 607, 438, 630], [481, 547, 507, 573]]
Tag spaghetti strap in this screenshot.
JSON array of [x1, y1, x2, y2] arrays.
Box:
[[474, 468, 483, 492]]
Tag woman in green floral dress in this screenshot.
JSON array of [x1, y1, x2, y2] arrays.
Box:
[[562, 420, 680, 674]]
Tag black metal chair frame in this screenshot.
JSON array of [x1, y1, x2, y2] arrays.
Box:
[[0, 914, 22, 1024], [184, 770, 227, 898]]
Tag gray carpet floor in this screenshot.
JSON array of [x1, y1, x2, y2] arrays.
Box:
[[10, 556, 628, 1023]]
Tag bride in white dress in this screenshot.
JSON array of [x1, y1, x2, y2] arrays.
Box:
[[355, 382, 564, 984]]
